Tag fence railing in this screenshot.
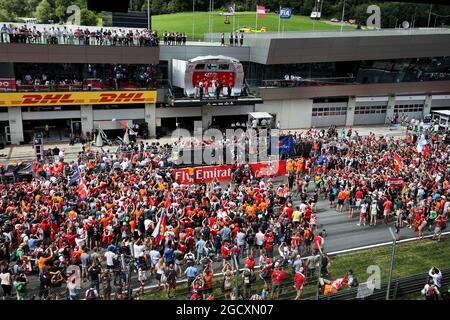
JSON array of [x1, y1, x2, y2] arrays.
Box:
[[304, 268, 450, 300]]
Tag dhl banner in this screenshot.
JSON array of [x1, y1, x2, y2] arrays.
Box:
[[0, 91, 157, 107]]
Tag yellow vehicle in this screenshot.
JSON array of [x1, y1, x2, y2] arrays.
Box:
[[239, 26, 267, 33], [348, 19, 356, 24]]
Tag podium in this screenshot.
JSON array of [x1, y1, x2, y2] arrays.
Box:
[[33, 133, 44, 161]]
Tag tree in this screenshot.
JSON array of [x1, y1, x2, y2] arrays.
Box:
[[0, 8, 11, 21], [80, 8, 97, 26], [0, 0, 31, 17], [148, 0, 167, 15], [34, 0, 54, 23]]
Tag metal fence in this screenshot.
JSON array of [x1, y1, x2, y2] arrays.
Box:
[[305, 268, 450, 300]]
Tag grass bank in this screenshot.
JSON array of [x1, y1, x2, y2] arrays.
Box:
[[152, 12, 354, 39], [141, 237, 450, 300]]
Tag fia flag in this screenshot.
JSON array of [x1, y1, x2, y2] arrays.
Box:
[[257, 5, 266, 17], [151, 208, 167, 245], [280, 7, 292, 19]]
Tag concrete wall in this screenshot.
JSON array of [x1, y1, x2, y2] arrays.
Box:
[[257, 99, 313, 129], [0, 43, 159, 64], [93, 108, 145, 121], [22, 110, 81, 120]]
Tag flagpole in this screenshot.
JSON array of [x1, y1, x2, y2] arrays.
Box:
[[208, 0, 212, 40], [232, 3, 236, 33], [278, 6, 281, 34], [192, 0, 195, 41], [211, 0, 214, 37], [340, 0, 346, 32], [256, 5, 258, 30]]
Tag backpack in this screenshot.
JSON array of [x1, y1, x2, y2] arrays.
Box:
[[15, 282, 25, 293], [86, 288, 97, 300], [427, 286, 436, 297]]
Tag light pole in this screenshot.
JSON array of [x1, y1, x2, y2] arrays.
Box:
[[386, 227, 397, 300]]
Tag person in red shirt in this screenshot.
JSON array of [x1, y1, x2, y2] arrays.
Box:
[[264, 231, 274, 258], [432, 214, 446, 241], [294, 269, 306, 300], [221, 242, 231, 268], [383, 198, 393, 225], [244, 255, 256, 270], [285, 203, 294, 220], [313, 232, 324, 255], [271, 266, 287, 300]]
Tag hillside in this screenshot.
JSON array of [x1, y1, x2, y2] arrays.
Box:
[[152, 11, 355, 40]]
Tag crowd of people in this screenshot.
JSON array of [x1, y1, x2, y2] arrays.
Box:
[[0, 122, 448, 300], [0, 24, 160, 47], [162, 32, 187, 46]]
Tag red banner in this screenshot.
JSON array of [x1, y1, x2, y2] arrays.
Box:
[[173, 160, 287, 184], [0, 79, 16, 91], [192, 72, 235, 89]]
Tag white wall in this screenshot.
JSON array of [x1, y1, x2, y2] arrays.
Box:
[[172, 59, 187, 89], [93, 108, 144, 121], [0, 113, 9, 121], [256, 99, 313, 129], [156, 107, 201, 118], [22, 110, 81, 120], [207, 105, 254, 116], [8, 107, 23, 144]]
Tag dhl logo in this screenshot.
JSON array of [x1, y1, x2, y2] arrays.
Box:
[[20, 92, 148, 105]]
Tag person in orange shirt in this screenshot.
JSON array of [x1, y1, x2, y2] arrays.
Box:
[[337, 189, 346, 213], [38, 248, 54, 275]]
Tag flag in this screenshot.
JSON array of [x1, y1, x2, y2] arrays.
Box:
[[387, 177, 404, 187], [393, 154, 402, 171], [78, 176, 88, 199], [279, 135, 295, 155], [423, 144, 430, 158], [151, 209, 167, 245], [280, 7, 293, 19], [228, 4, 235, 15], [416, 134, 427, 153], [257, 5, 266, 17], [69, 163, 81, 186]]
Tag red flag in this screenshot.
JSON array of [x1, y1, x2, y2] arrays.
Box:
[[78, 177, 88, 198], [257, 5, 266, 17], [423, 144, 430, 158], [393, 154, 402, 171]]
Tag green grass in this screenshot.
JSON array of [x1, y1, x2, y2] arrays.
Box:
[[152, 12, 355, 40], [140, 237, 450, 300]]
